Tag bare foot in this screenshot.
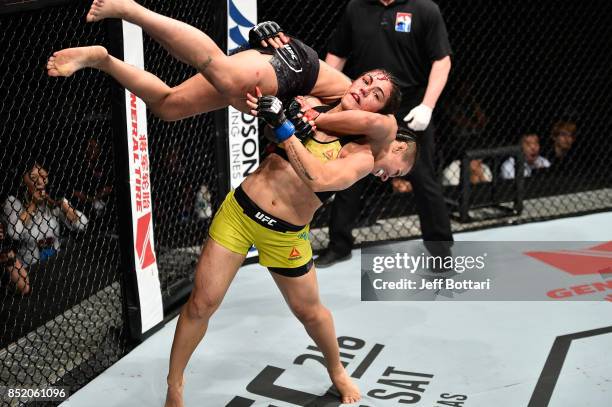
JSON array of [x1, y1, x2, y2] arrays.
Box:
[[164, 383, 184, 407], [86, 0, 133, 23], [329, 366, 361, 404], [47, 46, 108, 77]]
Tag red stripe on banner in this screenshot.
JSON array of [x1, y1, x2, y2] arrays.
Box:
[[136, 212, 156, 269]]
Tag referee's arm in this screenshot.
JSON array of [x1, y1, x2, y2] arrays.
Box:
[[325, 53, 347, 72], [422, 55, 451, 109]]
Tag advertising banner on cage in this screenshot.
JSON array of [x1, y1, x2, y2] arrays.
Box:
[[227, 0, 259, 259], [122, 21, 164, 333]]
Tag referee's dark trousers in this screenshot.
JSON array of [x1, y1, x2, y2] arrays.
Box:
[[328, 107, 453, 256]]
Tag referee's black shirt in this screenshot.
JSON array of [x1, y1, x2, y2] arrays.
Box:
[[328, 0, 452, 106]]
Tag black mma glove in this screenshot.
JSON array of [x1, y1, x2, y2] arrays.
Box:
[[257, 96, 295, 142], [285, 98, 315, 142], [249, 21, 283, 48]]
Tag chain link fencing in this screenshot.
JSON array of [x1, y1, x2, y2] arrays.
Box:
[[260, 0, 612, 249], [1, 0, 611, 404], [0, 1, 129, 405], [138, 0, 224, 310]]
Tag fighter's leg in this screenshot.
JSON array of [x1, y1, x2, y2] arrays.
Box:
[[165, 239, 245, 407], [270, 267, 361, 404], [47, 46, 229, 119], [86, 0, 278, 100], [309, 60, 352, 104]]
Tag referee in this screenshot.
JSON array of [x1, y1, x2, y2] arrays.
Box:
[[317, 0, 454, 267]]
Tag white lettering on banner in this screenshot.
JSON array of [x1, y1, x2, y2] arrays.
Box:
[[227, 85, 259, 190], [226, 0, 259, 190], [227, 0, 259, 258], [122, 20, 163, 333]]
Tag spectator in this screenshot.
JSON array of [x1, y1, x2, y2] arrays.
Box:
[[501, 133, 551, 179], [72, 138, 113, 218], [0, 222, 30, 296], [317, 0, 454, 267], [194, 184, 213, 220], [443, 159, 492, 186], [544, 121, 577, 168], [2, 163, 88, 267]]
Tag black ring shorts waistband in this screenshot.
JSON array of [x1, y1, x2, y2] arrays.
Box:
[[234, 186, 305, 232]]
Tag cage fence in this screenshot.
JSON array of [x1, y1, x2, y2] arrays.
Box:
[[138, 0, 224, 308], [260, 0, 612, 249], [0, 1, 128, 405], [0, 0, 611, 405]]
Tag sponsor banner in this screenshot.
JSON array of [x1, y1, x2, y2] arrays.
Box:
[[361, 241, 612, 301], [226, 0, 259, 191], [227, 0, 258, 258], [122, 21, 164, 332]]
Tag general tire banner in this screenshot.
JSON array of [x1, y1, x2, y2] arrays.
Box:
[[122, 21, 163, 333]]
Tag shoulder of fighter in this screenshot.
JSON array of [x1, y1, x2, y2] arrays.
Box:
[[343, 139, 372, 151]]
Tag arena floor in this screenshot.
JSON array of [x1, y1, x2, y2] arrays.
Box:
[[61, 212, 612, 407]]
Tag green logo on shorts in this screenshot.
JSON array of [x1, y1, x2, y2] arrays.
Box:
[[298, 231, 309, 241]]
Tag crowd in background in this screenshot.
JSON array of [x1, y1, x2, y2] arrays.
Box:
[[0, 135, 216, 297]]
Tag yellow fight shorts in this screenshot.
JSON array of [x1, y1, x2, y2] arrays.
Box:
[[208, 186, 313, 277]]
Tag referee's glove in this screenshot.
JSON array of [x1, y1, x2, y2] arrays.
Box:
[[404, 104, 432, 131]]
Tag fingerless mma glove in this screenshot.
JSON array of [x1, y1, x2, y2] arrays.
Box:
[[257, 96, 295, 142], [285, 98, 316, 142], [249, 21, 284, 48]]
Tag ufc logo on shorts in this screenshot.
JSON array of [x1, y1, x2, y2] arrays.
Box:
[[255, 211, 277, 226]]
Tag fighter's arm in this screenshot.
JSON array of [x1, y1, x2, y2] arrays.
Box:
[[324, 53, 347, 71], [422, 55, 452, 109], [246, 92, 374, 191], [281, 137, 374, 192], [314, 110, 397, 143]]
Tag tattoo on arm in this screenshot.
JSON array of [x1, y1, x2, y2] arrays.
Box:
[[286, 142, 316, 181], [199, 56, 213, 71]]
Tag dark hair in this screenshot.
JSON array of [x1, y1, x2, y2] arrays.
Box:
[[551, 121, 577, 138], [520, 133, 540, 142], [360, 69, 402, 115], [396, 126, 419, 172]]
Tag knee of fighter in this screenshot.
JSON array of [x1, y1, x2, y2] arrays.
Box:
[[292, 303, 328, 325], [187, 292, 220, 320], [216, 78, 251, 99]]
